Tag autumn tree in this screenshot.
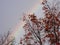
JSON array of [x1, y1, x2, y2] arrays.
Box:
[[42, 0, 60, 45], [20, 14, 44, 45], [20, 0, 60, 45]]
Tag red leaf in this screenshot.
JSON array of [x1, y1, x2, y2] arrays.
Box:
[[20, 41, 22, 44], [27, 32, 32, 36], [46, 33, 54, 38], [56, 43, 60, 45], [25, 36, 29, 39]]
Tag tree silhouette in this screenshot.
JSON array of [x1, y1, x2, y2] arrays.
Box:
[[20, 0, 60, 45]]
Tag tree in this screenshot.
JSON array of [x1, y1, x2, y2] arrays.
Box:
[[20, 0, 60, 45], [0, 31, 15, 45]]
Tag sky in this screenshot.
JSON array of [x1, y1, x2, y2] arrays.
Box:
[[0, 0, 59, 45], [0, 0, 44, 44], [0, 0, 47, 44], [0, 0, 44, 35]]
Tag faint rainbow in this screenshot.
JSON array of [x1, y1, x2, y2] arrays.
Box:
[[3, 20, 26, 44], [9, 0, 43, 39], [9, 20, 26, 38], [27, 0, 43, 14]]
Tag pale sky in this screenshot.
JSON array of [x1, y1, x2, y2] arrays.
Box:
[[0, 0, 43, 35], [0, 0, 59, 45], [0, 0, 44, 44]]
